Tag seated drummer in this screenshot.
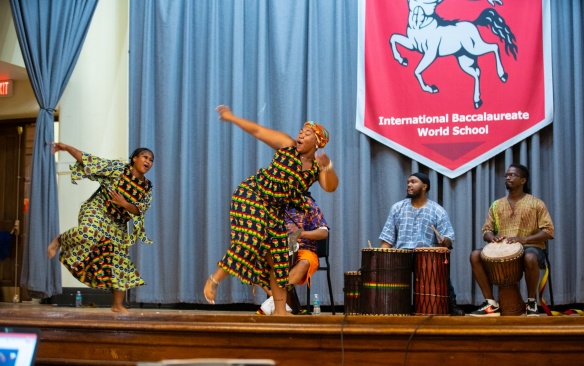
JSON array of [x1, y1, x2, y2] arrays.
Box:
[[379, 172, 464, 316], [258, 192, 329, 315], [469, 164, 555, 317]]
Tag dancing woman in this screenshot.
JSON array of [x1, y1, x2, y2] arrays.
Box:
[[47, 143, 155, 313], [204, 105, 338, 315]]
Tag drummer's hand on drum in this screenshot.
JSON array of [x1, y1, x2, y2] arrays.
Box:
[[505, 237, 524, 244], [286, 223, 302, 235], [437, 236, 452, 248], [490, 234, 506, 243], [380, 241, 392, 249]]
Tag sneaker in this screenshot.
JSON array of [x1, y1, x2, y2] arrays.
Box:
[[526, 300, 539, 317], [260, 296, 275, 315], [469, 301, 501, 317], [449, 301, 465, 316]]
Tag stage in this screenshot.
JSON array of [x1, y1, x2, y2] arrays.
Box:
[[1, 302, 584, 366]]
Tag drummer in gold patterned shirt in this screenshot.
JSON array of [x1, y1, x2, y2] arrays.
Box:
[[469, 163, 555, 317]]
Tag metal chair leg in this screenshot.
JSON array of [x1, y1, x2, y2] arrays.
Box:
[[325, 256, 335, 315], [306, 285, 311, 313]]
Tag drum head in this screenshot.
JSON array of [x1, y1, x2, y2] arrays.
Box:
[[482, 241, 523, 260], [344, 271, 361, 275], [362, 248, 412, 253]]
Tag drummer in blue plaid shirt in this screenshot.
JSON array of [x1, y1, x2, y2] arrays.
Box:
[[379, 172, 464, 316]]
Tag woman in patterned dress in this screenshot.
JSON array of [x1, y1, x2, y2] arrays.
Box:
[[204, 105, 338, 315], [47, 142, 154, 313]]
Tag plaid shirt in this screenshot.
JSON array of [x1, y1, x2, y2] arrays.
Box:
[[285, 196, 328, 253], [379, 199, 455, 249]]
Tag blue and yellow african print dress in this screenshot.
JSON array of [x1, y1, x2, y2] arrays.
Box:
[[59, 153, 154, 291], [218, 146, 319, 288]]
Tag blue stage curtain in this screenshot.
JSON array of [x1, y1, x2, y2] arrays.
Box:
[[129, 0, 584, 306], [9, 0, 98, 297]]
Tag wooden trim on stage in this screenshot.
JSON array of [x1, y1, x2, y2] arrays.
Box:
[[1, 304, 584, 366]]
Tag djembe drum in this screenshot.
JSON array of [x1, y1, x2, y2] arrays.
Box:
[[413, 247, 451, 315], [360, 248, 413, 315], [344, 271, 362, 315], [480, 241, 525, 316]]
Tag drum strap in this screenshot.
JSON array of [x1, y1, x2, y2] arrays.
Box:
[[284, 211, 301, 229], [492, 201, 500, 233], [539, 268, 584, 317]]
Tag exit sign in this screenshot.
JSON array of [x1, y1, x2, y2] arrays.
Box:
[[0, 80, 13, 97]]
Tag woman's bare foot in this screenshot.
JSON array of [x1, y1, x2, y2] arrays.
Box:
[[111, 290, 128, 313], [271, 298, 293, 316], [272, 310, 294, 316], [111, 305, 129, 313], [204, 275, 219, 304], [47, 235, 61, 259]]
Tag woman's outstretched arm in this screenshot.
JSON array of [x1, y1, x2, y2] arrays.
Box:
[[216, 105, 295, 150], [51, 142, 83, 163]]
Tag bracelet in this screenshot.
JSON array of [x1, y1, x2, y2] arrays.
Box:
[[321, 161, 333, 172]]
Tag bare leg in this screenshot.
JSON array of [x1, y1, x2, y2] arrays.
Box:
[[47, 235, 61, 259], [470, 249, 494, 299], [266, 252, 292, 316], [524, 252, 540, 299], [204, 267, 228, 304], [288, 260, 310, 285], [111, 290, 129, 313], [270, 272, 292, 316]]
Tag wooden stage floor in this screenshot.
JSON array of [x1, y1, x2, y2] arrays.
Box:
[[1, 302, 584, 366]]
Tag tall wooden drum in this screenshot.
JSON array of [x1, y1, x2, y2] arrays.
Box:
[[413, 247, 451, 315], [360, 248, 413, 315], [343, 271, 361, 315], [480, 241, 525, 316]]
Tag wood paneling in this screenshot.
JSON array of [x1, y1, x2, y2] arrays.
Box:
[[1, 304, 583, 366]]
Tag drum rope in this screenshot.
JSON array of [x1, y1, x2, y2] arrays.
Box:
[[539, 267, 584, 316], [340, 313, 349, 366]]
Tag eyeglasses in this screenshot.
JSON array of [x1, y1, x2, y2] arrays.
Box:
[[504, 173, 522, 178]]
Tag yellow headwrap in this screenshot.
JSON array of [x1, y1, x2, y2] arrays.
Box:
[[304, 121, 330, 148]]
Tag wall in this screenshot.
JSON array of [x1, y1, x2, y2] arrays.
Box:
[[56, 0, 129, 287], [0, 0, 37, 119]]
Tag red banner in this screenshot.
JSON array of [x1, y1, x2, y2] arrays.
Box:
[[356, 0, 552, 178]]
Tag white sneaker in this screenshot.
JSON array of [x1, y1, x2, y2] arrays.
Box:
[[260, 296, 292, 315]]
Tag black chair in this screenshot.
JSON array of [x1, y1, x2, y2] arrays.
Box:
[[305, 236, 335, 314]]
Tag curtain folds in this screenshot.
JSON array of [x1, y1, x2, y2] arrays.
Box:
[[10, 0, 98, 297], [129, 0, 583, 306]]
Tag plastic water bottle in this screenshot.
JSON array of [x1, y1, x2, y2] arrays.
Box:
[[313, 294, 321, 315], [75, 291, 82, 308]]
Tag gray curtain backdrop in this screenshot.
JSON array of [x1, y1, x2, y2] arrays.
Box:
[[128, 0, 583, 306]]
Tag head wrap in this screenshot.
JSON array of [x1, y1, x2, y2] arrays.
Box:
[[410, 172, 430, 192], [304, 121, 330, 148]]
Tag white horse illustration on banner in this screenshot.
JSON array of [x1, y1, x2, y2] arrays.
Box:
[[389, 0, 518, 109]]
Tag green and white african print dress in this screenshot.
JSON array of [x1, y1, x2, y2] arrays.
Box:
[[59, 153, 153, 291]]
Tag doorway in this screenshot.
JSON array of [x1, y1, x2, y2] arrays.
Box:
[[0, 120, 34, 302]]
